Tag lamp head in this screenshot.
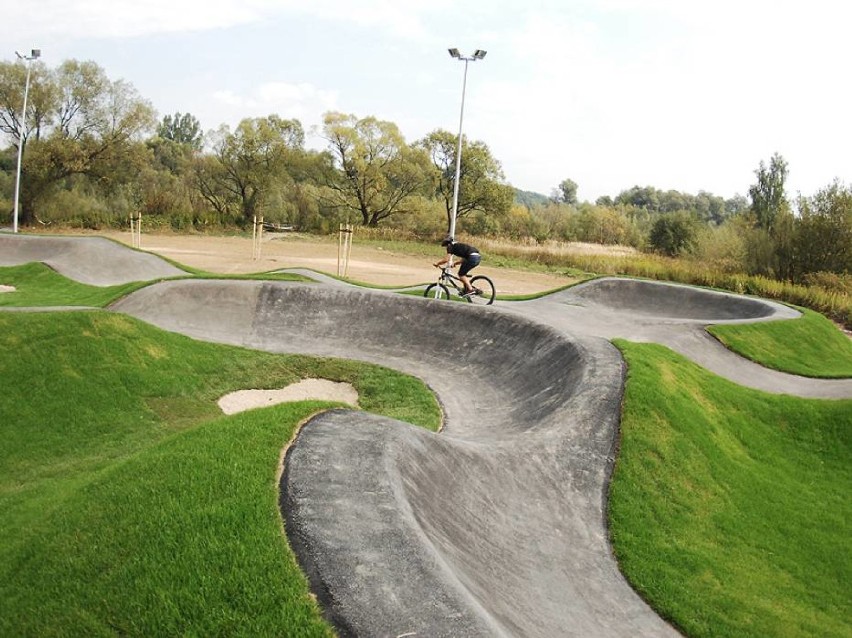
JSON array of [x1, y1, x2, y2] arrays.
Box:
[[31, 49, 41, 59], [473, 49, 487, 59], [448, 48, 461, 59]]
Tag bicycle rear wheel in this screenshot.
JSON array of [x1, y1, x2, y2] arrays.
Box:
[[424, 283, 451, 300], [467, 275, 496, 305]]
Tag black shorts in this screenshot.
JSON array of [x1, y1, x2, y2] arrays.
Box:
[[458, 253, 481, 277]]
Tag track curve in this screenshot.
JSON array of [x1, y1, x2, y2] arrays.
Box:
[[0, 233, 185, 285], [110, 280, 676, 637]]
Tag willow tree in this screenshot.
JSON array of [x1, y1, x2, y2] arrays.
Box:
[[416, 129, 514, 232], [321, 112, 434, 226], [199, 115, 305, 223], [0, 58, 155, 226]]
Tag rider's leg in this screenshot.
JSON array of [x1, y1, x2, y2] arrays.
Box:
[[457, 259, 475, 293]]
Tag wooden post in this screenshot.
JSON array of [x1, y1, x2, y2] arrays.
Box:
[[252, 215, 264, 261], [337, 223, 353, 277], [129, 212, 142, 248]]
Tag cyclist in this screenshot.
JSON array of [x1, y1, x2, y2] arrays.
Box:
[[433, 236, 481, 296]]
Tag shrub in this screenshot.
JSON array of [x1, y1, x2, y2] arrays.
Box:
[[648, 212, 699, 256]]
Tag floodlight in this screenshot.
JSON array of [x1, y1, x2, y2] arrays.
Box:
[[445, 47, 487, 242], [11, 47, 42, 233]]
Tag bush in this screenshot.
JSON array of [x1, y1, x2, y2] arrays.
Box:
[[648, 212, 699, 256], [692, 223, 747, 273]]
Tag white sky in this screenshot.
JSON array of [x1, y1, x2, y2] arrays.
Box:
[[4, 0, 850, 202]]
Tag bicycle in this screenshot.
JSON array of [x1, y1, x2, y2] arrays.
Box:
[[424, 265, 496, 305]]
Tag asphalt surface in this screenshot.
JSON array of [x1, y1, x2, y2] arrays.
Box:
[[0, 233, 185, 285], [5, 234, 851, 636]]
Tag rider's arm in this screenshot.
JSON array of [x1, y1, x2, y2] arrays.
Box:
[[433, 254, 450, 268]]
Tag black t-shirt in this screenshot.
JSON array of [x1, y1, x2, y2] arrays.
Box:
[[447, 242, 478, 259]]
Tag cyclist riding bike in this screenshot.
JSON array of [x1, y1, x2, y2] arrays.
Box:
[[433, 236, 481, 297]]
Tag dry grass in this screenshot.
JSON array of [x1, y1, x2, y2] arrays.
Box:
[[480, 237, 640, 258]]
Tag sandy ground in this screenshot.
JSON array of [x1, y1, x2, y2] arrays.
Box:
[[218, 379, 359, 415], [63, 229, 577, 295]]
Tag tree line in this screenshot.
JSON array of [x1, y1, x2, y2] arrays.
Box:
[[1, 58, 849, 287], [0, 58, 513, 234]]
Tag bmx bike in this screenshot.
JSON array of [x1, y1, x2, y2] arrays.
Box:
[[424, 265, 496, 305]]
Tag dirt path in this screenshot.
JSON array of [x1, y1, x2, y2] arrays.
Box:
[[57, 229, 578, 295]]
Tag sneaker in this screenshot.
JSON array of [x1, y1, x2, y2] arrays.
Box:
[[462, 289, 478, 297]]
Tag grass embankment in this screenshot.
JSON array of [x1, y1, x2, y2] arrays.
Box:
[[609, 341, 851, 638], [708, 308, 852, 378], [0, 262, 311, 308], [0, 311, 440, 637], [0, 262, 147, 307]]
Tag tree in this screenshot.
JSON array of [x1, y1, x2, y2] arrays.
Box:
[[192, 153, 237, 219], [201, 115, 305, 223], [795, 181, 852, 276], [555, 178, 578, 205], [322, 112, 433, 226], [724, 194, 749, 217], [573, 205, 635, 245], [615, 185, 660, 211], [158, 112, 203, 150], [748, 152, 789, 232], [417, 129, 513, 232], [648, 212, 699, 256], [2, 59, 156, 226], [0, 58, 54, 147]]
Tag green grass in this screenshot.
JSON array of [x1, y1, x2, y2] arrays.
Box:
[[0, 262, 147, 307], [0, 263, 311, 309], [708, 308, 852, 378], [0, 311, 440, 637], [609, 340, 851, 638]]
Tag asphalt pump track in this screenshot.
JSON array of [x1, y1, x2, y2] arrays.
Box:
[[4, 233, 850, 637]]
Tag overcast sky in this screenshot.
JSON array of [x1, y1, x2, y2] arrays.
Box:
[[4, 0, 850, 202]]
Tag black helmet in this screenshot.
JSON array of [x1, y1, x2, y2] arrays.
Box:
[[440, 235, 454, 247]]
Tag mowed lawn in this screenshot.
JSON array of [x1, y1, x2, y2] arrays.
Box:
[[708, 307, 852, 378], [609, 341, 851, 638]]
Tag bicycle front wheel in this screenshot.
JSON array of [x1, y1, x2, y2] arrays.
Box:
[[467, 275, 496, 305], [424, 283, 451, 301]]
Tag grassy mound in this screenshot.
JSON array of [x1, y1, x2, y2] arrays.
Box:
[[0, 311, 439, 636], [609, 341, 851, 637], [708, 308, 852, 378]]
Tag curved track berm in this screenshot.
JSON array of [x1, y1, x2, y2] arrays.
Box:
[[112, 280, 673, 636], [0, 233, 185, 285]]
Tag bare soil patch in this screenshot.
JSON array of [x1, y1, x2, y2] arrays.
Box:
[[51, 229, 578, 295]]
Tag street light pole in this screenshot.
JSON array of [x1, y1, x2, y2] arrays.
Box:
[[447, 48, 486, 241], [12, 48, 41, 234]]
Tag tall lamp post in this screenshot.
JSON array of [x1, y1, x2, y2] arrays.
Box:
[[12, 48, 41, 233], [447, 48, 486, 241]]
